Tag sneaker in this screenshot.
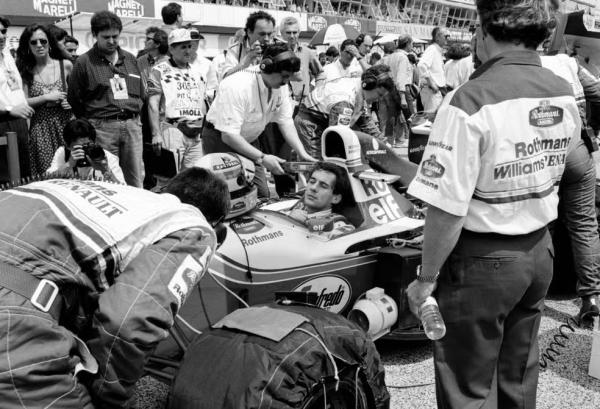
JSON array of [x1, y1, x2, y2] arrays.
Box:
[[579, 294, 600, 329]]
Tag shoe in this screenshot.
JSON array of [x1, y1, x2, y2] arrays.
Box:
[[578, 295, 600, 329]]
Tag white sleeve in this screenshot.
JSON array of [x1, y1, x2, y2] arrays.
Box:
[[206, 80, 247, 136], [47, 148, 66, 173], [107, 152, 126, 184], [273, 86, 294, 126], [417, 47, 434, 80], [407, 99, 482, 216]]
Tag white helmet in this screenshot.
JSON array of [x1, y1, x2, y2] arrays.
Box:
[[191, 153, 258, 219]]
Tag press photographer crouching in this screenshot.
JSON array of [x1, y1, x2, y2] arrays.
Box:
[[47, 118, 126, 183]]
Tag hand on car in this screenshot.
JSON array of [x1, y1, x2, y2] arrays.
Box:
[[298, 151, 317, 162], [407, 279, 437, 317], [263, 154, 285, 175]]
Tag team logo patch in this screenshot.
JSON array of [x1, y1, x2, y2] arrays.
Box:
[[420, 155, 445, 178], [168, 254, 206, 307], [529, 100, 564, 127], [294, 276, 352, 313]]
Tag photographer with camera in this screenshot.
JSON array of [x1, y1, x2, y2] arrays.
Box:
[[47, 118, 125, 183]]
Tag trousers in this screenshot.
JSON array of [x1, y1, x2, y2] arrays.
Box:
[[0, 288, 95, 408], [434, 227, 553, 409], [89, 117, 144, 188], [558, 139, 600, 297]]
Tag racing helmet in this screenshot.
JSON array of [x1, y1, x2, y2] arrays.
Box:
[[191, 153, 258, 219]]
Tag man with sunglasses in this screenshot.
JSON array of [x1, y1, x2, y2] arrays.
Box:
[[0, 16, 34, 178], [0, 167, 229, 408], [417, 27, 450, 113]]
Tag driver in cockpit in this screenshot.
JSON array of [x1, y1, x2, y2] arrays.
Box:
[[288, 162, 356, 239]]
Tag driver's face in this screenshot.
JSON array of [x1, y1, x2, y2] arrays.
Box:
[[304, 169, 340, 213]]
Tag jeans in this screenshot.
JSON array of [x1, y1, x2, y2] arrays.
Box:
[[435, 228, 553, 409], [558, 139, 600, 297], [90, 117, 144, 188]]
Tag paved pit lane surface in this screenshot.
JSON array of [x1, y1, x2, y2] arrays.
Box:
[[134, 296, 600, 408]]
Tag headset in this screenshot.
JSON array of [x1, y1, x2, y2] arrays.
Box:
[[259, 50, 297, 73]]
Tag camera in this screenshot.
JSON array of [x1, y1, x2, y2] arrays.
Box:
[[76, 143, 106, 167]]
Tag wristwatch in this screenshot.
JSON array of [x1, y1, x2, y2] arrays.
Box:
[[255, 153, 265, 165], [416, 264, 439, 283]]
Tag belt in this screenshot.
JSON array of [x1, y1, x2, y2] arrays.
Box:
[[0, 261, 62, 321], [104, 110, 138, 121], [298, 105, 329, 125]]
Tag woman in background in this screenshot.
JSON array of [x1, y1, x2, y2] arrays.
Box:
[[16, 24, 73, 175]]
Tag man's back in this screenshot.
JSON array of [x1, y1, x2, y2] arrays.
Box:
[[0, 179, 208, 290]]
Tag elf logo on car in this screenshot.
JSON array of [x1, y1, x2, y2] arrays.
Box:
[[360, 179, 402, 224], [294, 276, 352, 313]]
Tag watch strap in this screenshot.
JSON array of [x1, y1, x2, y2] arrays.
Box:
[[416, 265, 439, 282]]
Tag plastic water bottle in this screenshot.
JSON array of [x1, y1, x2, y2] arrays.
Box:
[[419, 296, 446, 340]]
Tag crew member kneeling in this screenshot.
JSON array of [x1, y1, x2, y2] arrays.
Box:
[[288, 161, 355, 239], [203, 42, 316, 198], [0, 168, 229, 408]]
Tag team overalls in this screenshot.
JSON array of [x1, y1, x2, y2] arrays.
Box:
[[0, 180, 216, 408]]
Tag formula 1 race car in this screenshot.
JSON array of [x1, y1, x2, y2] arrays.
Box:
[[146, 126, 426, 408], [157, 126, 425, 352]]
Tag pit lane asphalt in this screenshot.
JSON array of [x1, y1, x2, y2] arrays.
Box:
[[134, 295, 600, 408]]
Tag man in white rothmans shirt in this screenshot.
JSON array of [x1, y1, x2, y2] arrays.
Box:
[[417, 27, 449, 112]]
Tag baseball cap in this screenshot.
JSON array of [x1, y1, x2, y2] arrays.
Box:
[[168, 28, 192, 46]]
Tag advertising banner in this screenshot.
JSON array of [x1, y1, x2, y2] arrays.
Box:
[[160, 2, 308, 31], [2, 0, 154, 19], [307, 14, 376, 36]]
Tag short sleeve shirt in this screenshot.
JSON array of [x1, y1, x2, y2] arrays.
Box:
[[0, 49, 27, 110], [148, 59, 206, 120], [322, 59, 362, 82], [407, 50, 581, 235], [205, 66, 294, 142], [304, 76, 361, 116]]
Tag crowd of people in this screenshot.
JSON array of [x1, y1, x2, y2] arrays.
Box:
[[1, 0, 600, 408], [0, 1, 476, 193]]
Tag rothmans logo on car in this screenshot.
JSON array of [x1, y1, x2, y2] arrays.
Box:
[[293, 276, 352, 313], [529, 100, 564, 127], [420, 155, 445, 178]]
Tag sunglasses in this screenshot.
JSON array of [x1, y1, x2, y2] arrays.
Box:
[[145, 37, 154, 42], [30, 38, 48, 46], [0, 28, 7, 35]]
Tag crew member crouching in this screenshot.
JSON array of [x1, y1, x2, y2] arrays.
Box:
[[203, 42, 316, 198], [295, 64, 392, 160]]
